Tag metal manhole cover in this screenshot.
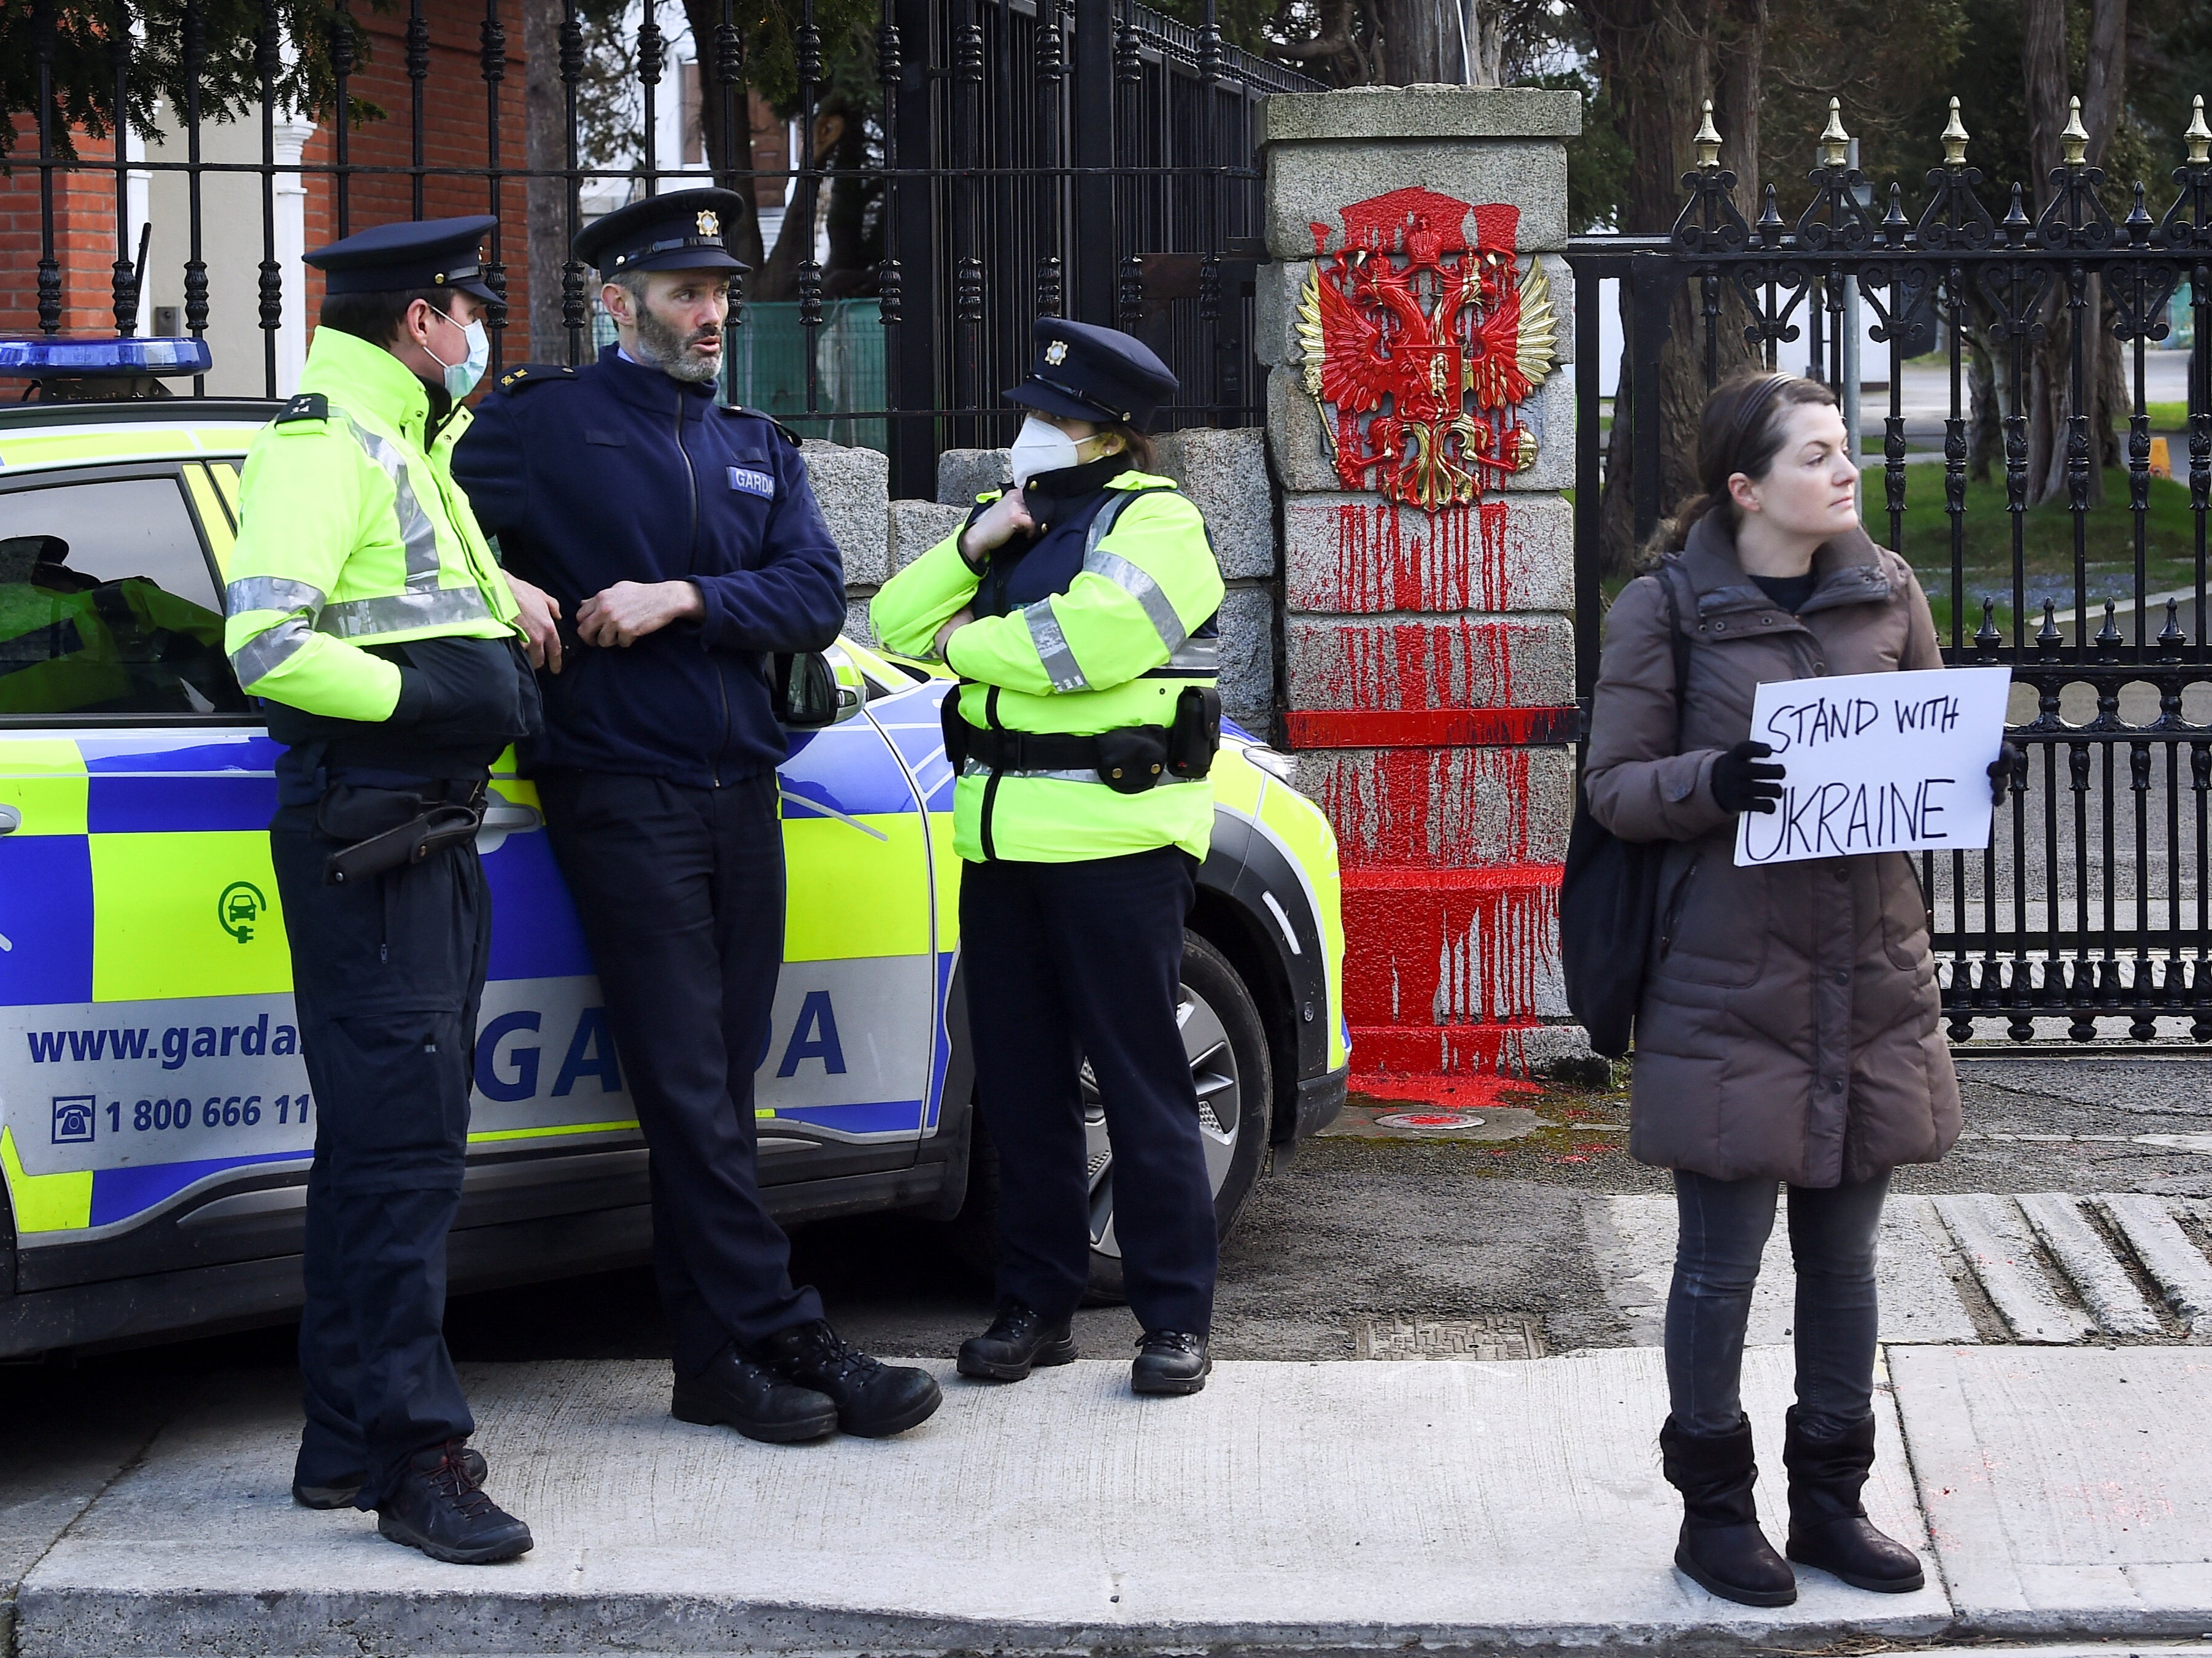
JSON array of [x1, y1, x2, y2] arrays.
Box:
[[1373, 1110, 1488, 1129], [1352, 1314, 1549, 1360]]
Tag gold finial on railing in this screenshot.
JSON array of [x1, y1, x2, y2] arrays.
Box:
[[1941, 96, 1969, 166], [2187, 95, 2211, 165], [1817, 98, 1850, 169], [1693, 99, 1722, 169], [2062, 95, 2089, 166]]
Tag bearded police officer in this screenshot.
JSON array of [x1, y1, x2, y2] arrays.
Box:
[[223, 215, 539, 1563], [451, 189, 942, 1443], [871, 320, 1228, 1396]]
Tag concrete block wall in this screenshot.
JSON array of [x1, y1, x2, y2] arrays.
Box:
[[1258, 85, 1588, 1091]]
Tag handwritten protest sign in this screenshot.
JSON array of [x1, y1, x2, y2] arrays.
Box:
[[1734, 666, 2011, 868]]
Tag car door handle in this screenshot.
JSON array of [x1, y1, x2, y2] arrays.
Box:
[[474, 796, 543, 856], [481, 801, 542, 834], [0, 804, 19, 835]]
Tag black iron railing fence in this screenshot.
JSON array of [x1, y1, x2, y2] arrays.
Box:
[[1567, 97, 2212, 1045], [16, 0, 1314, 495]]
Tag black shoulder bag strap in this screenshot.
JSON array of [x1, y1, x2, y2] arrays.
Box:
[[1560, 557, 1696, 1059]]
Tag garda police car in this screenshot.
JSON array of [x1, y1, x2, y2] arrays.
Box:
[[0, 339, 1348, 1357]]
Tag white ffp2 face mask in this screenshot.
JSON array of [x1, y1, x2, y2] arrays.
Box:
[[1008, 414, 1085, 486]]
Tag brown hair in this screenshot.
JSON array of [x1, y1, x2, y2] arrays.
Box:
[[1105, 421, 1155, 473], [1653, 371, 1838, 557]]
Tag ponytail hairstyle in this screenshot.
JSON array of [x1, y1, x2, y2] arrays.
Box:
[[1648, 372, 1839, 560]]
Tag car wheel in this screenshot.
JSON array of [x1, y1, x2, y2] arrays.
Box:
[[945, 930, 1275, 1307]]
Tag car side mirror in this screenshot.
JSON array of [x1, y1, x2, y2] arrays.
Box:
[[775, 649, 863, 729]]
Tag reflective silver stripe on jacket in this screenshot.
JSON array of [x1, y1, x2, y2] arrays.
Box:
[[1082, 488, 1193, 657], [224, 576, 327, 619], [318, 585, 495, 639], [1024, 599, 1088, 693], [339, 414, 442, 589], [959, 757, 1197, 786], [230, 616, 314, 688], [1158, 634, 1218, 675]]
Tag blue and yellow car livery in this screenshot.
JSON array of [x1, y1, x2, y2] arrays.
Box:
[[0, 397, 1347, 1357]]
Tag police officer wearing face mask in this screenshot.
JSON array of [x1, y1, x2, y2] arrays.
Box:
[[223, 215, 541, 1563], [871, 319, 1228, 1396]]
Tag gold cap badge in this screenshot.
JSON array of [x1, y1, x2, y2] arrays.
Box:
[[696, 210, 721, 238], [1044, 339, 1069, 365]]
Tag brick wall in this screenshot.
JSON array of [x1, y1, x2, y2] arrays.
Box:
[[0, 117, 135, 336]]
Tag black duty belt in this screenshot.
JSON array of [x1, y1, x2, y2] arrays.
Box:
[[963, 725, 1157, 772]]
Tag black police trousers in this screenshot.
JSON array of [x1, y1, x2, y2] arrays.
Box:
[[535, 768, 822, 1378], [959, 845, 1217, 1335], [271, 822, 487, 1511]]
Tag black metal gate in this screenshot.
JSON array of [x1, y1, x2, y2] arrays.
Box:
[[13, 0, 1312, 497], [1567, 111, 2212, 1046]]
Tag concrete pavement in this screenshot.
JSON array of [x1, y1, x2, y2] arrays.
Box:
[[13, 1341, 2212, 1656]]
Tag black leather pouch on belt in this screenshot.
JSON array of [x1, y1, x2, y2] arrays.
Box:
[[1093, 725, 1171, 794], [316, 783, 487, 886], [1166, 686, 1222, 779], [940, 688, 970, 772]]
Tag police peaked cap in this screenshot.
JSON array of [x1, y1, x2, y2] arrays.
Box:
[[304, 215, 501, 304], [1005, 318, 1178, 430], [575, 188, 750, 276]]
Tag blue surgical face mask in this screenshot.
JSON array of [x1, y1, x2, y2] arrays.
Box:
[[427, 306, 490, 398]]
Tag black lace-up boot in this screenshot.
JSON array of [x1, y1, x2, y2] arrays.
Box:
[[754, 1319, 942, 1437], [958, 1300, 1079, 1381], [1131, 1330, 1210, 1395], [1659, 1414, 1796, 1607], [375, 1441, 533, 1565], [671, 1342, 840, 1442], [295, 1446, 484, 1511], [1782, 1408, 1926, 1592]]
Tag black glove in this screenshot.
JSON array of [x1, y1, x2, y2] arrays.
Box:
[[1989, 740, 2024, 806], [1711, 739, 1786, 815]]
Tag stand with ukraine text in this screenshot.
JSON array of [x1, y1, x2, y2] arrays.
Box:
[[1258, 87, 1588, 1098]]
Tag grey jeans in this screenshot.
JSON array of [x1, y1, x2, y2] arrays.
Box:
[[1666, 1168, 1891, 1439]]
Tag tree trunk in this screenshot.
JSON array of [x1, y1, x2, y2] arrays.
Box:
[[1965, 316, 2003, 483], [678, 0, 767, 274], [2022, 0, 2127, 509], [1371, 0, 1453, 85], [522, 0, 570, 362], [1576, 0, 1766, 575], [749, 104, 845, 302]]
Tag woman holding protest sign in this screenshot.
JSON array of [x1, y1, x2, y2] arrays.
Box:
[[1582, 373, 2011, 1610]]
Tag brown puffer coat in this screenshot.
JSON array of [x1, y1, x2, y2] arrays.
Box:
[[1584, 513, 1963, 1188]]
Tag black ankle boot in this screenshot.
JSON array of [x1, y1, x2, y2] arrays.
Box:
[[958, 1300, 1078, 1381], [1659, 1415, 1796, 1607], [375, 1441, 532, 1565], [755, 1319, 943, 1438], [1782, 1408, 1925, 1593], [671, 1343, 840, 1443]]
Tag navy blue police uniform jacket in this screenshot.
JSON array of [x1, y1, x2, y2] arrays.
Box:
[[451, 345, 846, 788]]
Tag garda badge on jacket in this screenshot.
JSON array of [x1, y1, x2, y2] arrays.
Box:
[[1296, 188, 1558, 512], [729, 466, 775, 499]]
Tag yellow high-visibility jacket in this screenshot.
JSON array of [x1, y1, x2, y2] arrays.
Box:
[[223, 326, 521, 722], [872, 469, 1224, 864]]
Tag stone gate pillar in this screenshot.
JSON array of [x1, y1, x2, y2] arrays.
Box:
[[1258, 86, 1585, 1097]]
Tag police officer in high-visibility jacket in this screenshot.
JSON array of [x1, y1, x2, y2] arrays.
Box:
[[871, 319, 1227, 1396], [223, 216, 539, 1565]]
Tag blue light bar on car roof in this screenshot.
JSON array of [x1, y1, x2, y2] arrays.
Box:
[[0, 336, 213, 378]]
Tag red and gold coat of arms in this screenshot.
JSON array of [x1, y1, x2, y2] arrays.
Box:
[[1297, 188, 1558, 512]]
